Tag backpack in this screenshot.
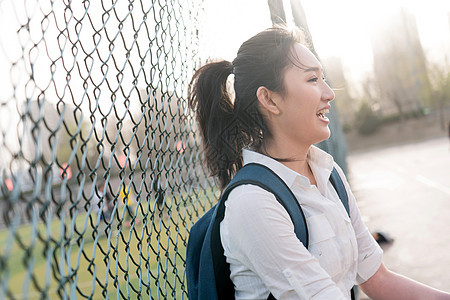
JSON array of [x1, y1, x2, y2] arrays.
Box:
[[186, 162, 350, 300]]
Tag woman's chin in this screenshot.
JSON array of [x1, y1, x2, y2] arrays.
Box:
[[314, 129, 331, 144]]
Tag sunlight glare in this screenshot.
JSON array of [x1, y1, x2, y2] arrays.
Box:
[[302, 0, 450, 92]]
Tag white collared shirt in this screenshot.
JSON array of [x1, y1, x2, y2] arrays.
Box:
[[220, 146, 383, 299]]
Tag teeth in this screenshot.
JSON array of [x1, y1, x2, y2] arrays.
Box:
[[317, 108, 329, 117]]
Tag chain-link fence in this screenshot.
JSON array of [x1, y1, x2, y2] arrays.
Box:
[[0, 1, 347, 299], [0, 0, 214, 298]]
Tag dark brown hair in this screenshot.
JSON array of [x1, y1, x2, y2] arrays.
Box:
[[188, 26, 304, 189]]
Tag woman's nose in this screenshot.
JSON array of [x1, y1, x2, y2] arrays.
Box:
[[322, 81, 335, 102]]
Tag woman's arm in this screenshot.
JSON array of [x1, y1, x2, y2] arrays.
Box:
[[360, 263, 450, 300]]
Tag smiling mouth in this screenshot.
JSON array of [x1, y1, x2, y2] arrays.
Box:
[[317, 108, 329, 121]]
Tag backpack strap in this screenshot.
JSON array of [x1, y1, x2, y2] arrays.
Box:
[[218, 163, 309, 245], [329, 167, 349, 215], [211, 163, 308, 299]]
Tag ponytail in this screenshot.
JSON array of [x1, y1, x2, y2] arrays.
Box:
[[188, 61, 241, 189]]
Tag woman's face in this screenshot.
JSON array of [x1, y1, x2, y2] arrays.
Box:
[[274, 43, 335, 147]]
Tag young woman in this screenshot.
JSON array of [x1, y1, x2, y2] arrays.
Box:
[[188, 26, 450, 300]]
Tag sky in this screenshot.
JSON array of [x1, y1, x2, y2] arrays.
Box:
[[202, 0, 450, 96]]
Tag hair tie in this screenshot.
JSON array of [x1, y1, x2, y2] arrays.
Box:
[[230, 61, 235, 75]]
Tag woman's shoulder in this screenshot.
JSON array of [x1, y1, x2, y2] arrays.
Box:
[[227, 183, 277, 203], [223, 183, 293, 232], [225, 183, 290, 218]]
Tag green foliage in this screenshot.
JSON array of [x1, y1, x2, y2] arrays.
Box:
[[354, 102, 381, 135], [428, 63, 450, 109], [381, 109, 425, 125]]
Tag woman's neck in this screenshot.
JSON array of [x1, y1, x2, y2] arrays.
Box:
[[259, 140, 315, 183]]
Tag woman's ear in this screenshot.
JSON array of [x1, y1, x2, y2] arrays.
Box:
[[256, 86, 280, 115]]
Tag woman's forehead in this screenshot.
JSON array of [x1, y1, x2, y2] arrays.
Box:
[[290, 43, 322, 71]]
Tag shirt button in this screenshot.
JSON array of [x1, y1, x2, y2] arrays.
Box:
[[284, 270, 292, 277]]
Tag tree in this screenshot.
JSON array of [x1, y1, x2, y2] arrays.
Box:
[[371, 7, 431, 120], [428, 62, 450, 129], [354, 102, 380, 135]]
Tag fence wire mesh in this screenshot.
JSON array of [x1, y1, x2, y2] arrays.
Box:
[[0, 0, 214, 299]]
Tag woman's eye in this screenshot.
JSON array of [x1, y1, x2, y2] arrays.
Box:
[[308, 77, 318, 82]]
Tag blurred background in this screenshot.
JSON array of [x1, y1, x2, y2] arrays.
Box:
[[203, 0, 450, 150], [0, 0, 449, 299]]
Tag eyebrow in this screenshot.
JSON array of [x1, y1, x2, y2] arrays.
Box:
[[303, 67, 322, 73]]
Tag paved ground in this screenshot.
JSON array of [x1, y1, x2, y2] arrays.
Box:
[[347, 137, 450, 298]]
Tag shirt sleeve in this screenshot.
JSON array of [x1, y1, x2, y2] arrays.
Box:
[[333, 164, 383, 284], [221, 185, 348, 300]]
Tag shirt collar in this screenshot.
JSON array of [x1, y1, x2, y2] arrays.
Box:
[[242, 146, 335, 189], [308, 146, 335, 192]]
